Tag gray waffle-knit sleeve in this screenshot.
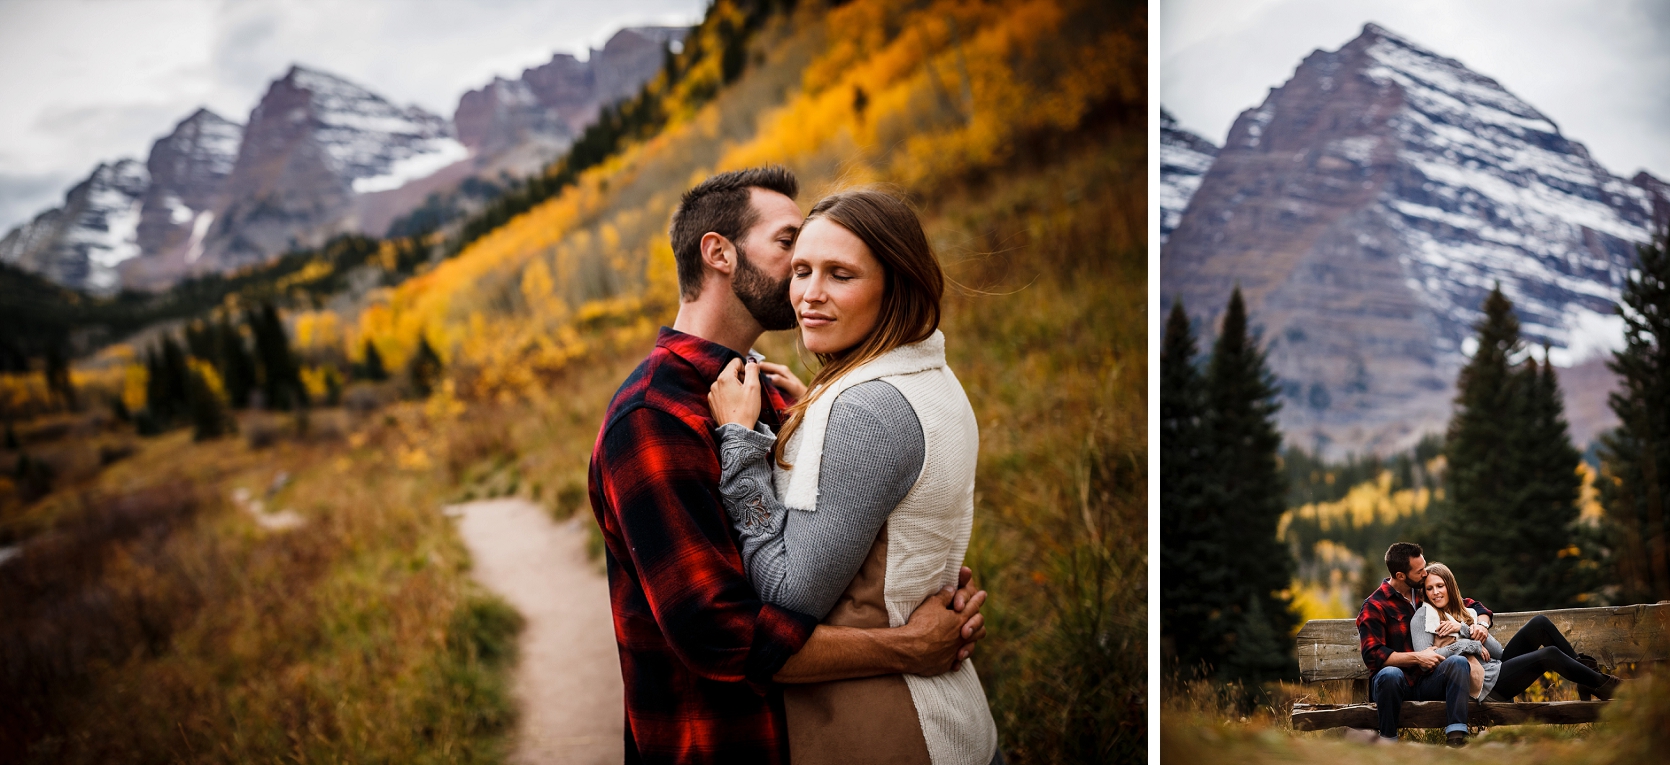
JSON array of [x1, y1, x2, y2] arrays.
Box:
[[713, 380, 925, 619]]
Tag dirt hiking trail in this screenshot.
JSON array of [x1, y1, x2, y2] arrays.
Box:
[[450, 498, 624, 764]]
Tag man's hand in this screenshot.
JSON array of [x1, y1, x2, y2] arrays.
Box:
[[757, 361, 807, 401], [1468, 623, 1489, 641], [1434, 620, 1462, 638], [896, 573, 987, 677], [1412, 649, 1443, 670]]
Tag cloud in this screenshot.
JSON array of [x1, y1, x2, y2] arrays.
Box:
[[0, 171, 79, 232]]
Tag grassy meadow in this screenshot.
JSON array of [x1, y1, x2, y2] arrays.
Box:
[[1, 0, 1145, 762]]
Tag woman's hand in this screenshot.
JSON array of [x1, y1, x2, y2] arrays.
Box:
[[757, 361, 807, 401], [709, 358, 762, 430]]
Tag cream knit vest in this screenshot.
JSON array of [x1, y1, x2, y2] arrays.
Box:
[[775, 331, 998, 765]]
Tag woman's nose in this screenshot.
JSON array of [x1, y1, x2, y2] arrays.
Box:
[[801, 275, 828, 303]]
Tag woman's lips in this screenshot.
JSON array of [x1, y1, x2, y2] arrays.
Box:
[[799, 312, 834, 328]]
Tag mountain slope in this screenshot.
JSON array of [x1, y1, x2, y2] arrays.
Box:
[[1159, 107, 1217, 244], [0, 160, 150, 294], [197, 66, 464, 272], [121, 109, 245, 290], [1161, 23, 1667, 455]]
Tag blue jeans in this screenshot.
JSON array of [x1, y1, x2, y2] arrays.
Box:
[[1369, 656, 1471, 738]]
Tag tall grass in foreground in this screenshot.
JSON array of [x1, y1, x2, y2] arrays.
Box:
[[1162, 665, 1670, 763], [1, 417, 522, 762]]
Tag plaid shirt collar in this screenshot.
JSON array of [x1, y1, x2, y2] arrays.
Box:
[[656, 326, 791, 420], [657, 326, 745, 380]]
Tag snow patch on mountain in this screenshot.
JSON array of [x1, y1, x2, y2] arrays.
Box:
[[1160, 108, 1218, 244], [352, 138, 469, 193], [288, 66, 462, 191], [1360, 24, 1659, 365]]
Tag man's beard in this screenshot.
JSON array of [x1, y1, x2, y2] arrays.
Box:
[[732, 242, 797, 331]]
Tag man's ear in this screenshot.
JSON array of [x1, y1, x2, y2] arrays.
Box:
[[700, 232, 736, 277]]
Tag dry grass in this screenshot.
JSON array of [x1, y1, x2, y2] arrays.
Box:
[[0, 406, 522, 763], [1161, 667, 1670, 763]]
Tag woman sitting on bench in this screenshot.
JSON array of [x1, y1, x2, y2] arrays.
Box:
[[1413, 563, 1622, 702]]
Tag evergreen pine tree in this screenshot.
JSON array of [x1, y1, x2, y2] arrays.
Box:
[[1599, 225, 1670, 602], [217, 315, 256, 409], [1202, 288, 1296, 683], [142, 345, 166, 427], [1443, 286, 1524, 605], [249, 304, 306, 410], [147, 336, 193, 426], [1169, 287, 1295, 681], [44, 343, 77, 411], [363, 339, 389, 382], [186, 363, 234, 441], [1510, 354, 1586, 607], [1440, 286, 1587, 610], [184, 320, 215, 360], [407, 334, 443, 397], [1159, 299, 1221, 674], [323, 365, 343, 407]]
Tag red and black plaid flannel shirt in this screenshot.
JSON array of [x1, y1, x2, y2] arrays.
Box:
[[589, 327, 819, 765], [1356, 577, 1492, 686]]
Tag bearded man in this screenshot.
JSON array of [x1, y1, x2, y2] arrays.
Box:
[[587, 166, 989, 765]]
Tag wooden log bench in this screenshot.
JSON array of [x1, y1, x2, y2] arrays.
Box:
[[1289, 602, 1669, 731]]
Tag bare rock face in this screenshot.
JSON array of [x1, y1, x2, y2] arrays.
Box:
[[118, 109, 244, 290], [198, 65, 464, 272], [452, 27, 687, 169], [1160, 108, 1218, 244], [0, 159, 149, 294], [1161, 23, 1667, 456]]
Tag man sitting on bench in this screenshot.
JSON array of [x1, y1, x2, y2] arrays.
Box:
[[1356, 542, 1493, 747]]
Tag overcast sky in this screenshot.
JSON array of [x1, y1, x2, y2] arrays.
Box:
[[0, 0, 706, 233], [1163, 0, 1670, 183]]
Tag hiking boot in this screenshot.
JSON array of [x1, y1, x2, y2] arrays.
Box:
[[1583, 674, 1623, 701], [1575, 654, 1603, 700], [1446, 731, 1467, 748]]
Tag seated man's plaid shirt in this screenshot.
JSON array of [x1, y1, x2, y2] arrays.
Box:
[[1356, 577, 1493, 687], [589, 327, 819, 765]]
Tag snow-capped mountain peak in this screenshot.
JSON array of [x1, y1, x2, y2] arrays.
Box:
[[273, 64, 467, 193], [1161, 22, 1668, 456]]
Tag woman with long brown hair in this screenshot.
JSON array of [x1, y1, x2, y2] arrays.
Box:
[[1414, 562, 1622, 702], [707, 188, 1001, 765]]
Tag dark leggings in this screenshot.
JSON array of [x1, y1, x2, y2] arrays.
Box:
[[1488, 614, 1606, 700]]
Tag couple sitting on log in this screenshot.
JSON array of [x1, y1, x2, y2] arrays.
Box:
[[1355, 542, 1625, 747]]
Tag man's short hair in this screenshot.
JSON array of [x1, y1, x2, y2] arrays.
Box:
[[1385, 542, 1424, 577], [668, 166, 799, 300]]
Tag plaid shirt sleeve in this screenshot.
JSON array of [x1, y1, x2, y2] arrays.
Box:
[[598, 405, 818, 684], [1464, 598, 1492, 621], [1357, 598, 1395, 672]]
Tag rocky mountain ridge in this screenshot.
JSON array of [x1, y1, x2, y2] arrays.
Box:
[[1160, 108, 1217, 244], [1161, 23, 1668, 456], [1, 26, 686, 294]]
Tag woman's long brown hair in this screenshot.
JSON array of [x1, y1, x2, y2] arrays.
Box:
[[1423, 562, 1475, 626], [773, 188, 943, 468]]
